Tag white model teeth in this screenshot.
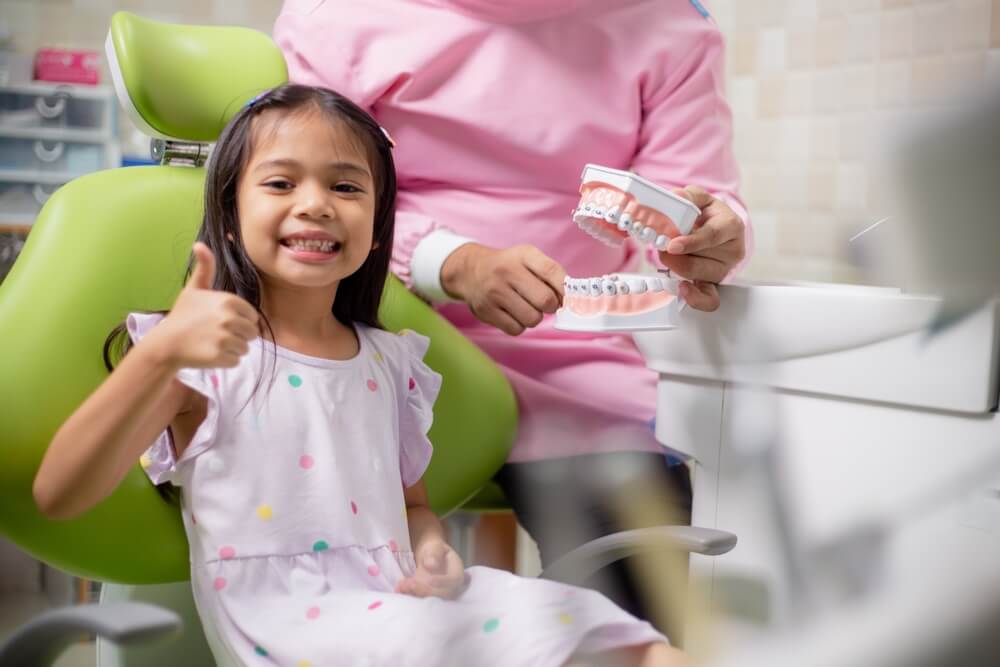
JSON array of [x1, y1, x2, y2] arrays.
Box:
[[626, 277, 647, 294], [654, 235, 669, 250], [639, 227, 656, 243], [605, 207, 619, 222], [565, 274, 676, 300]]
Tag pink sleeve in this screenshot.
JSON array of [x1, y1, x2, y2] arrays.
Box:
[[274, 4, 447, 289], [394, 331, 443, 488], [630, 16, 753, 279], [126, 313, 222, 486], [273, 2, 369, 105], [390, 211, 444, 289]]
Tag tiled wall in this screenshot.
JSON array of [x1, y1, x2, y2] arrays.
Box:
[[2, 0, 998, 283], [710, 0, 1000, 282]]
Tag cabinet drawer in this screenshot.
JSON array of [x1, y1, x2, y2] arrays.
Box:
[[0, 88, 107, 133], [0, 180, 58, 223], [0, 137, 103, 174]]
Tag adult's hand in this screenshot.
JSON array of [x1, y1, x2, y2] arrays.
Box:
[[657, 186, 746, 312], [440, 243, 565, 335]]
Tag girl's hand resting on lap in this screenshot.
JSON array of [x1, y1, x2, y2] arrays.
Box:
[[395, 540, 468, 600], [440, 243, 565, 336], [146, 242, 260, 369]]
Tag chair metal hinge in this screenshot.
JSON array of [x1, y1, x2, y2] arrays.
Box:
[[150, 138, 211, 167]]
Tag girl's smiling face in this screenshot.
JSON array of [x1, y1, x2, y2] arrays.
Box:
[[236, 106, 377, 297]]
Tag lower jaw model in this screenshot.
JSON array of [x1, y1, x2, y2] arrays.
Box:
[[555, 273, 682, 332]]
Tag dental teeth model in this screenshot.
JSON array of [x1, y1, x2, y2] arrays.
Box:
[[571, 164, 701, 251], [555, 273, 682, 332]]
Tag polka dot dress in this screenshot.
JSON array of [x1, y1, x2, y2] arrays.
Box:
[[127, 314, 665, 666]]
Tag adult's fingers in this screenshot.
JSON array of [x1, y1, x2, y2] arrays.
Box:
[[474, 304, 525, 336], [510, 268, 562, 314], [667, 209, 742, 255], [496, 289, 546, 330], [658, 251, 731, 284], [679, 280, 720, 312], [521, 248, 566, 299]]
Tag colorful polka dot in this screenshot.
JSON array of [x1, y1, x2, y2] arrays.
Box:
[[139, 454, 152, 469], [254, 646, 268, 656], [366, 379, 378, 392], [367, 565, 380, 577], [312, 540, 329, 552], [388, 539, 399, 552], [213, 577, 227, 591], [483, 618, 500, 633], [306, 606, 321, 620], [408, 377, 416, 391], [374, 352, 384, 363], [288, 374, 303, 388], [368, 600, 383, 610], [399, 329, 411, 337], [218, 546, 236, 560], [299, 455, 314, 469], [256, 504, 273, 520], [351, 500, 358, 515], [210, 374, 220, 389], [297, 662, 312, 667], [559, 613, 574, 625]]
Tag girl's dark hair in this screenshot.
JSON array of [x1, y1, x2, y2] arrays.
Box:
[[102, 84, 397, 499], [105, 83, 397, 369]]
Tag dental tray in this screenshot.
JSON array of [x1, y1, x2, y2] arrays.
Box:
[[554, 273, 683, 332], [572, 164, 701, 250]]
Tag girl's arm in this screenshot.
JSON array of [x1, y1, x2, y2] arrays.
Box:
[[32, 333, 194, 520], [403, 478, 447, 553], [34, 243, 257, 520], [399, 479, 467, 599]]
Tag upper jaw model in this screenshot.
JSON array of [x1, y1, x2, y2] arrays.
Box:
[[571, 164, 701, 251]]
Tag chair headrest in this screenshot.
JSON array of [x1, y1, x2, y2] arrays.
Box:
[[105, 12, 288, 142]]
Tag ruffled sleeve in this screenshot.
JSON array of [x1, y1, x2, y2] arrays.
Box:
[[126, 312, 222, 486], [394, 330, 443, 488]]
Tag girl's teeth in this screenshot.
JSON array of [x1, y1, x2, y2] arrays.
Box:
[[288, 239, 336, 252]]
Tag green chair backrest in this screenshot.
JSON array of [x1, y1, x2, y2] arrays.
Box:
[[0, 12, 516, 584]]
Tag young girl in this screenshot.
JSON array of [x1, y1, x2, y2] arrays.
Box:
[[32, 84, 685, 667]]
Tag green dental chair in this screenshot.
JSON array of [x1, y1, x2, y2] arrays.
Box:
[[0, 13, 734, 666]]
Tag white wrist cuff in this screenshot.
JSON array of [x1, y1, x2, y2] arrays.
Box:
[[410, 229, 477, 303]]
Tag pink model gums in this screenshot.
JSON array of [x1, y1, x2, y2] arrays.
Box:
[[572, 164, 701, 251], [556, 273, 682, 332]]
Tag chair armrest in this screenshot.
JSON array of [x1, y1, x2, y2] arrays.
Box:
[[540, 526, 737, 584], [0, 602, 180, 666]]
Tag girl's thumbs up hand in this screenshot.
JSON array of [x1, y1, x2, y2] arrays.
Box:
[[145, 243, 260, 369]]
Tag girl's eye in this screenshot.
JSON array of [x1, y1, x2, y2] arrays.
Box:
[[333, 183, 363, 194], [264, 180, 293, 190]]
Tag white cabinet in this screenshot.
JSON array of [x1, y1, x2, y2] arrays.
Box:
[[0, 82, 120, 230]]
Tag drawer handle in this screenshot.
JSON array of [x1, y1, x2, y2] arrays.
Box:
[[33, 140, 65, 163], [35, 95, 67, 119], [32, 184, 56, 205]]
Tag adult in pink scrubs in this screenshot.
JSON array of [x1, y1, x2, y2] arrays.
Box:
[[274, 0, 750, 633]]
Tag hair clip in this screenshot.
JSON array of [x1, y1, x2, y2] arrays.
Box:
[[244, 89, 272, 109], [380, 126, 397, 148]]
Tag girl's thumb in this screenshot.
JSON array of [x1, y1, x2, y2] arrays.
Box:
[[187, 242, 216, 290]]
